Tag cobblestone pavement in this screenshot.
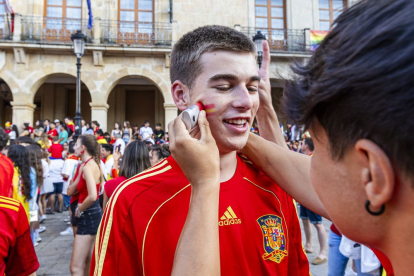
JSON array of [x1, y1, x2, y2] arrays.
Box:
[[35, 209, 332, 276], [35, 210, 73, 276]]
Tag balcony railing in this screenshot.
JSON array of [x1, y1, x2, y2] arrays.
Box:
[[0, 15, 12, 41], [101, 20, 172, 47], [21, 16, 92, 44], [240, 27, 309, 53]]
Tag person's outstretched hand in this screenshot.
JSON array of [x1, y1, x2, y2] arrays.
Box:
[[257, 40, 272, 108], [168, 110, 220, 188]]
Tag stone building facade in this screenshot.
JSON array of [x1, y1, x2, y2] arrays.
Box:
[[0, 0, 357, 132]]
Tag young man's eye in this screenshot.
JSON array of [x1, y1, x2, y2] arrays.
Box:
[[248, 86, 259, 92], [216, 86, 232, 91]]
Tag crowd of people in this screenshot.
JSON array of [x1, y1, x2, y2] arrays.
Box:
[[0, 117, 171, 275]]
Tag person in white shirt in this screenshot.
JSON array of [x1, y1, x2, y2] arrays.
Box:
[[113, 133, 125, 155], [139, 120, 153, 141], [101, 144, 114, 180], [48, 153, 65, 213], [61, 142, 79, 210], [81, 120, 87, 134]]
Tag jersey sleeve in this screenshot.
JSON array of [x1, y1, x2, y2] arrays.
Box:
[[6, 203, 39, 276]]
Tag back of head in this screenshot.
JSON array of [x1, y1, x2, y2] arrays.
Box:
[[96, 129, 104, 136], [304, 138, 314, 152], [283, 0, 414, 180], [78, 134, 101, 166], [7, 145, 32, 199], [119, 140, 151, 178], [0, 127, 9, 151], [68, 141, 75, 154], [170, 25, 256, 88], [16, 136, 35, 145], [150, 144, 171, 160], [26, 144, 43, 186], [102, 143, 113, 154]]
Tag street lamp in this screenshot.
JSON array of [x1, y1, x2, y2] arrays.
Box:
[[252, 30, 266, 69], [70, 30, 86, 141]]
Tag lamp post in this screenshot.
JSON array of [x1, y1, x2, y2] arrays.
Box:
[[70, 30, 86, 141], [252, 30, 266, 69]]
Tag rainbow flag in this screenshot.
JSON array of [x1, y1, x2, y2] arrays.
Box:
[[310, 30, 329, 51]]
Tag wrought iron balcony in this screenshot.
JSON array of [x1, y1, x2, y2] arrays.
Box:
[[100, 20, 172, 47], [0, 15, 12, 41], [21, 16, 92, 44], [240, 27, 309, 53]]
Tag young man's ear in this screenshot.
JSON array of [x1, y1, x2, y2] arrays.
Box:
[[355, 139, 395, 211], [171, 80, 191, 111]]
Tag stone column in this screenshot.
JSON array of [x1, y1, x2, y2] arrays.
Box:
[[93, 18, 101, 45], [90, 103, 109, 132], [164, 102, 178, 132], [12, 13, 22, 42], [11, 102, 36, 131]]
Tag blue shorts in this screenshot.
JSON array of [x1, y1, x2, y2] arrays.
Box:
[[49, 182, 63, 194], [300, 205, 322, 224]]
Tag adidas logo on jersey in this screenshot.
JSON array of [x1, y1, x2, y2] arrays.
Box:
[[219, 206, 242, 226]]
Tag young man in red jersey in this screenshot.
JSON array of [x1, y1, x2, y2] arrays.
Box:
[[91, 26, 310, 276]]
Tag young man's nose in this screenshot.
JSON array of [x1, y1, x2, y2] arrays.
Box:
[[232, 86, 254, 110]]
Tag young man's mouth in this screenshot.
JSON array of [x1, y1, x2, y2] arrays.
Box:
[[223, 118, 250, 132]]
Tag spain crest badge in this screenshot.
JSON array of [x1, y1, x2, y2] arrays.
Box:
[[257, 214, 288, 263]]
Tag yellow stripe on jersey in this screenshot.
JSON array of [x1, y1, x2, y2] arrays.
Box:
[[227, 206, 237, 218], [0, 203, 19, 212], [142, 184, 190, 276], [0, 196, 19, 206], [94, 161, 172, 276]]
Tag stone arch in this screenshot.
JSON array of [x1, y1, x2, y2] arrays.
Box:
[[24, 70, 95, 104], [0, 78, 14, 125], [96, 67, 172, 104]]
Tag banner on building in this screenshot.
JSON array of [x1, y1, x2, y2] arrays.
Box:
[[310, 30, 329, 51], [87, 0, 93, 29]]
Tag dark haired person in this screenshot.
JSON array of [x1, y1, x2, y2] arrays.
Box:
[[102, 141, 151, 209], [0, 128, 13, 198], [58, 123, 69, 145], [65, 117, 75, 136], [139, 120, 153, 141], [47, 122, 58, 143], [298, 138, 327, 265], [48, 137, 65, 214], [95, 129, 107, 144], [7, 145, 33, 220], [153, 123, 164, 142], [33, 120, 44, 142], [19, 123, 32, 137], [92, 121, 100, 135], [149, 144, 170, 166], [91, 26, 310, 276], [101, 143, 114, 181], [70, 134, 103, 275]]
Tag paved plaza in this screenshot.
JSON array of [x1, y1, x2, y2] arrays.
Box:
[[35, 208, 332, 276]]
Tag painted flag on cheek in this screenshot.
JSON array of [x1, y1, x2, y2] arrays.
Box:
[[87, 0, 93, 30], [204, 103, 217, 116]]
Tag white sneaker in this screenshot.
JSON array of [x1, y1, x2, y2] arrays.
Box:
[[60, 227, 73, 236], [67, 221, 71, 225], [64, 216, 70, 222], [36, 235, 42, 242], [34, 242, 39, 247], [38, 226, 46, 233], [39, 215, 47, 223]]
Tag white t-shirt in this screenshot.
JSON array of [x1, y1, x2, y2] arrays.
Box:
[[61, 158, 79, 195], [49, 158, 65, 183], [41, 159, 49, 179], [113, 138, 126, 155], [104, 155, 114, 180], [8, 130, 16, 140], [139, 126, 153, 140]]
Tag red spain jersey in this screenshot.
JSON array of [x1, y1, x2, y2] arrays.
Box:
[[0, 153, 14, 198], [91, 155, 310, 276], [0, 196, 39, 276]]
